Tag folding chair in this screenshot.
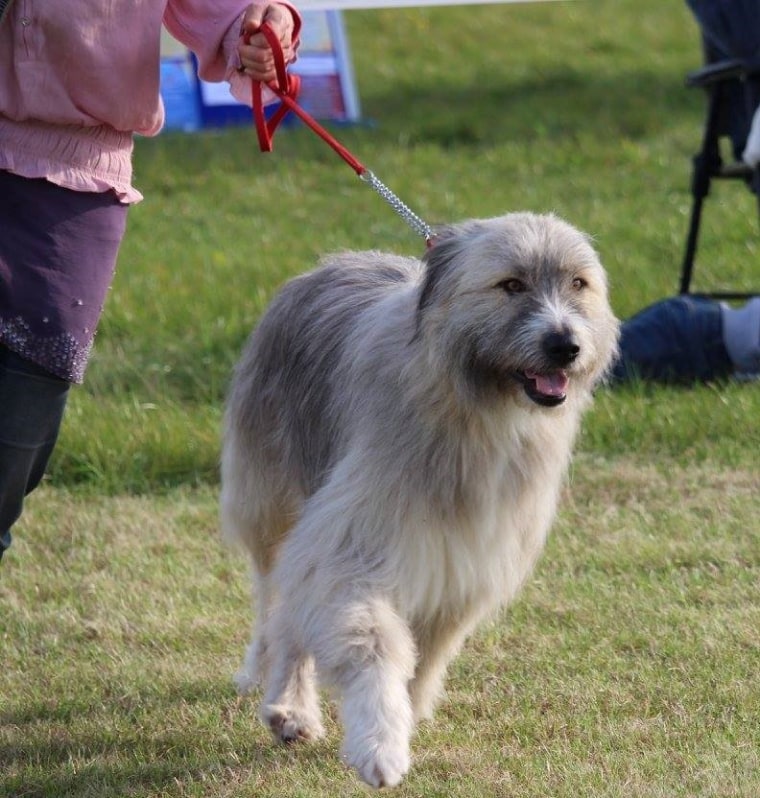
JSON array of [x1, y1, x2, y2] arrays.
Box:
[[680, 0, 760, 299]]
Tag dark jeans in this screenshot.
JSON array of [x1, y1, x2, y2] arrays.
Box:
[[612, 296, 734, 384], [0, 346, 69, 560]]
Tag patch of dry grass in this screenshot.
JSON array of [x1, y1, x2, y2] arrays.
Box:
[[2, 455, 757, 797]]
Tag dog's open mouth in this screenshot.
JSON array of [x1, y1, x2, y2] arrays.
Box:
[[520, 370, 569, 407]]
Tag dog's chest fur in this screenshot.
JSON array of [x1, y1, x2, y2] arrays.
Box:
[[389, 409, 576, 625]]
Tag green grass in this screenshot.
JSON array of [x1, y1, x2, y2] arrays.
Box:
[[1, 0, 759, 795], [2, 462, 758, 797]]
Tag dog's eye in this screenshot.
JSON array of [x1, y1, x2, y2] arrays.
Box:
[[498, 278, 527, 294], [572, 276, 588, 291]]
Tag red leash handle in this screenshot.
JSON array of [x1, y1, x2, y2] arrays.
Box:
[[245, 22, 366, 174], [246, 22, 297, 152]]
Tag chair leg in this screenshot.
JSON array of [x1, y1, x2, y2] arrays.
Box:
[[680, 190, 705, 295], [680, 80, 725, 295]]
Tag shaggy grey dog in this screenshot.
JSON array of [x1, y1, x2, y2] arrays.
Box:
[[221, 212, 619, 788]]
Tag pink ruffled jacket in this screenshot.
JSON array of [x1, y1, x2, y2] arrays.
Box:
[[0, 1, 300, 202]]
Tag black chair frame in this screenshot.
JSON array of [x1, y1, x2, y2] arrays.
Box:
[[680, 49, 760, 299]]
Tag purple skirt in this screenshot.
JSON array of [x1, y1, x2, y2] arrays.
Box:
[[0, 170, 128, 383]]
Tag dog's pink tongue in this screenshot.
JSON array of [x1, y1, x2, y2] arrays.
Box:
[[528, 371, 569, 396]]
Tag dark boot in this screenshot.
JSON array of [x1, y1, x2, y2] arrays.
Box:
[[0, 347, 70, 560]]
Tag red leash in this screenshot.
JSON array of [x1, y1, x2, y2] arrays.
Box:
[[246, 23, 434, 245]]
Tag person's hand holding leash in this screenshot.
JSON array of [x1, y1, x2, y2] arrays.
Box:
[[238, 2, 298, 83]]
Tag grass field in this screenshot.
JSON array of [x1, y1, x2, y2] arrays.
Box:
[[2, 0, 759, 795]]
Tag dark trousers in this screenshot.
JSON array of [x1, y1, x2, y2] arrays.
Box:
[[0, 346, 69, 560], [612, 296, 734, 384]]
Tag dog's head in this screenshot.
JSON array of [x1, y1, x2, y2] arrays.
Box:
[[417, 212, 620, 408]]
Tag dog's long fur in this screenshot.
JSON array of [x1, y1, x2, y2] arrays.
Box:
[[221, 212, 620, 788]]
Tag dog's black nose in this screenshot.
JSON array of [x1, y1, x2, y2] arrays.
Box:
[[543, 331, 580, 366]]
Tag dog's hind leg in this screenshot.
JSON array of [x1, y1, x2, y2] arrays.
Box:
[[260, 632, 324, 744], [314, 597, 417, 789], [234, 570, 274, 695], [222, 475, 301, 697], [409, 613, 478, 723]]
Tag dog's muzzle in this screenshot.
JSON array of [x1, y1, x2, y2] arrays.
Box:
[[520, 331, 580, 407]]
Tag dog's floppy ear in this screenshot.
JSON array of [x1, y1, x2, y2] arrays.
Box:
[[417, 232, 459, 327], [417, 221, 485, 321]]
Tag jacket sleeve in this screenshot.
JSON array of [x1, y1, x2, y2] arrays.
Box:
[[163, 1, 302, 84]]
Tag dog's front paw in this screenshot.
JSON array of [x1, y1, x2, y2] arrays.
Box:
[[342, 738, 411, 789], [262, 703, 325, 744]]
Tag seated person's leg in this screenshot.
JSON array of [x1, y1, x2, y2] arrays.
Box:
[[612, 296, 734, 383]]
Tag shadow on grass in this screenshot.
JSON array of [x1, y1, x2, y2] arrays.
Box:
[[138, 67, 700, 177], [360, 69, 697, 149], [0, 679, 284, 798]]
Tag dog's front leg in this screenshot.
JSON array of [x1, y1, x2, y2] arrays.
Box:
[[315, 597, 416, 788]]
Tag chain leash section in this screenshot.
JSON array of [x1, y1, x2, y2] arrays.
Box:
[[359, 170, 434, 245]]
